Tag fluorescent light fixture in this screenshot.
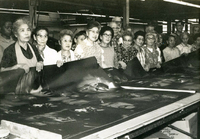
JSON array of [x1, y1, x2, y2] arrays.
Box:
[[164, 0, 200, 8], [129, 22, 147, 25]]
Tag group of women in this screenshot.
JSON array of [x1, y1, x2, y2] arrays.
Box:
[[1, 16, 200, 75]]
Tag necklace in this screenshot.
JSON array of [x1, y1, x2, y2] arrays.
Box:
[[61, 50, 71, 62]]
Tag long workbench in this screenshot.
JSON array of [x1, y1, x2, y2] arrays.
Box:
[[0, 50, 199, 139]]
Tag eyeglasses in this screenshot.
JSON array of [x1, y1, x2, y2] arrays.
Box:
[[103, 33, 112, 37]]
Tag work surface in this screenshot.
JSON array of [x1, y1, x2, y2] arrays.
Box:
[[0, 50, 200, 139], [0, 67, 200, 139]]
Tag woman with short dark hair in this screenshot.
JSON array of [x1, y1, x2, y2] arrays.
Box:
[[133, 31, 148, 71], [74, 21, 102, 64], [98, 26, 118, 69]]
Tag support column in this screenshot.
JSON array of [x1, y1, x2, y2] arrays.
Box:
[[198, 107, 200, 139], [185, 19, 188, 32], [123, 0, 129, 28], [172, 21, 175, 33], [29, 0, 38, 29], [167, 19, 171, 33]]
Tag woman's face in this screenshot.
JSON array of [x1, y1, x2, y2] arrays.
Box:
[[110, 22, 120, 36], [34, 29, 48, 48], [123, 35, 132, 47], [146, 34, 155, 46], [134, 35, 144, 47], [76, 35, 86, 44], [176, 23, 183, 32], [196, 37, 200, 46], [168, 37, 176, 48], [15, 24, 31, 43], [2, 21, 12, 37], [193, 27, 200, 34], [87, 27, 99, 42], [182, 34, 189, 44], [101, 30, 112, 44], [60, 35, 72, 51]]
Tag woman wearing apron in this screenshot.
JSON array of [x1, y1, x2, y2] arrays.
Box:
[[1, 16, 43, 73]]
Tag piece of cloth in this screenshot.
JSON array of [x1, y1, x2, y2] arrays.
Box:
[[163, 47, 181, 62], [1, 42, 43, 68], [143, 46, 160, 69], [0, 34, 15, 50], [57, 50, 76, 63], [174, 32, 182, 46], [99, 45, 118, 69], [116, 44, 138, 64], [74, 39, 102, 64], [176, 43, 193, 55], [0, 46, 3, 63], [191, 44, 200, 52], [0, 34, 15, 63], [135, 47, 146, 70], [37, 45, 58, 65], [15, 42, 37, 67]]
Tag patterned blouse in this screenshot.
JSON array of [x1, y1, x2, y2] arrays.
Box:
[[176, 43, 193, 55], [74, 39, 102, 64], [133, 44, 146, 70], [116, 44, 138, 64], [163, 47, 181, 62], [143, 46, 160, 69]]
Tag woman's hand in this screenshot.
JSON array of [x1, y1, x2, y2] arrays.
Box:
[[156, 63, 161, 68], [16, 64, 30, 73], [144, 64, 150, 72], [36, 61, 43, 72], [56, 60, 63, 67], [118, 61, 127, 69]]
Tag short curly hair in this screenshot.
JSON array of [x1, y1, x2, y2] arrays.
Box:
[[145, 32, 156, 41], [99, 26, 114, 40], [122, 31, 133, 39], [134, 31, 145, 40], [59, 29, 73, 40], [33, 26, 49, 36]]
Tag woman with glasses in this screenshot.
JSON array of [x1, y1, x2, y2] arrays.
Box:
[[98, 26, 119, 69], [74, 21, 102, 65], [33, 26, 58, 66], [143, 32, 162, 71]]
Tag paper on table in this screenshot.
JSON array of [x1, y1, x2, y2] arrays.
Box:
[[121, 86, 196, 94]]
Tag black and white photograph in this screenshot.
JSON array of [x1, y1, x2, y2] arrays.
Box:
[[0, 0, 200, 139]]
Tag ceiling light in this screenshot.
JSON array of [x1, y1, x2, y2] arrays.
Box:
[[164, 0, 200, 8]]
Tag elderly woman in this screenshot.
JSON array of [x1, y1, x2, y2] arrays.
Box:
[[74, 21, 102, 64], [176, 32, 193, 55], [133, 31, 148, 71], [1, 16, 43, 73], [115, 31, 138, 69], [143, 32, 162, 71], [33, 26, 58, 66], [98, 26, 119, 69], [56, 29, 77, 67]]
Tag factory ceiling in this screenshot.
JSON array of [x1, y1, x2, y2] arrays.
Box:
[[0, 0, 199, 26]]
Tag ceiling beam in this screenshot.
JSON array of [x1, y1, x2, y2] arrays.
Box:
[[42, 0, 113, 10]]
